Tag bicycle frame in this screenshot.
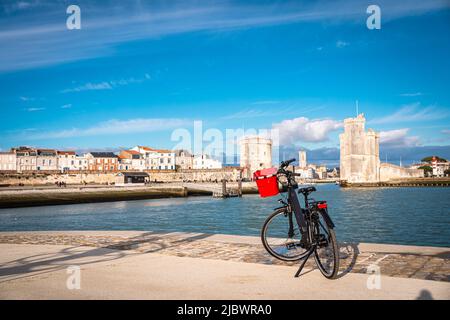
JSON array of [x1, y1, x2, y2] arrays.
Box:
[[275, 170, 335, 246]]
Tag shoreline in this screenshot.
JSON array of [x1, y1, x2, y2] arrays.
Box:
[[0, 184, 259, 209]]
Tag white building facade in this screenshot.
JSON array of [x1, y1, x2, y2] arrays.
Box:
[[57, 151, 88, 172], [14, 147, 37, 172], [0, 152, 16, 171], [35, 149, 59, 171], [193, 154, 222, 169], [131, 146, 176, 170]]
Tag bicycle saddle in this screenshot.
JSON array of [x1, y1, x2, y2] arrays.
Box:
[[298, 186, 316, 194]]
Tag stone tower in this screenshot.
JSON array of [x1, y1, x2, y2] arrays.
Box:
[[240, 136, 272, 179], [299, 150, 307, 168], [339, 114, 380, 182]]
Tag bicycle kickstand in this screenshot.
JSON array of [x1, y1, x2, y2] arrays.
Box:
[[294, 245, 315, 278]]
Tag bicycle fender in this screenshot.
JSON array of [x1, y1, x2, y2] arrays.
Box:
[[320, 209, 335, 229], [274, 206, 288, 212]]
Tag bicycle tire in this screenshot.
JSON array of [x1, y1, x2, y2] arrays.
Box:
[[261, 208, 309, 262]]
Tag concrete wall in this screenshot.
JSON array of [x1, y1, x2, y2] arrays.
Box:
[[379, 163, 424, 181]]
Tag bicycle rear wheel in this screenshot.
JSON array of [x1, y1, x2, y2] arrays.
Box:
[[312, 209, 339, 279], [261, 208, 309, 261]]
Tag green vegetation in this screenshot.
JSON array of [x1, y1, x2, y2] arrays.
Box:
[[421, 156, 447, 163], [418, 165, 433, 174]]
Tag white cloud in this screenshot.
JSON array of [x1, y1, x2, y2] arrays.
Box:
[[25, 118, 189, 140], [20, 96, 33, 101], [336, 40, 349, 48], [60, 104, 72, 109], [399, 92, 423, 97], [272, 117, 342, 145], [370, 103, 448, 124], [442, 129, 450, 135], [62, 74, 150, 93], [62, 82, 112, 93], [25, 107, 45, 112], [380, 128, 420, 147]]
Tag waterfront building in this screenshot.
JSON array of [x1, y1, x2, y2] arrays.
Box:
[[239, 136, 272, 179], [299, 150, 307, 168], [174, 149, 194, 170], [294, 166, 315, 179], [118, 150, 145, 171], [0, 152, 16, 172], [315, 165, 328, 179], [57, 151, 88, 172], [327, 167, 339, 179], [431, 156, 449, 177], [13, 147, 37, 172], [339, 114, 423, 183], [193, 154, 222, 169], [115, 172, 149, 186], [85, 152, 118, 172], [131, 146, 175, 170], [34, 149, 59, 171]]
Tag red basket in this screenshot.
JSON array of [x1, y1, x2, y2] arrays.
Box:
[[253, 167, 279, 198]]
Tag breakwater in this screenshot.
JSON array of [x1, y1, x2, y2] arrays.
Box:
[[341, 178, 450, 188], [0, 183, 259, 209]]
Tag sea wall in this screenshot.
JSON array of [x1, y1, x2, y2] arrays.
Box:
[[0, 168, 243, 186], [379, 163, 423, 182]]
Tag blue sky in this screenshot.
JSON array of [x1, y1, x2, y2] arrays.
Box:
[[0, 0, 449, 164]]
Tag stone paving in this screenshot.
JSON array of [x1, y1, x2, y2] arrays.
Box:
[[0, 232, 448, 282]]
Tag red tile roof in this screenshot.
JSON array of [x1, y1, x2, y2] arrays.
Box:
[[58, 151, 76, 155], [138, 146, 172, 153], [124, 150, 140, 155]]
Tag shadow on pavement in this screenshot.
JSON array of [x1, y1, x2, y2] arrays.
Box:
[[0, 231, 213, 282]]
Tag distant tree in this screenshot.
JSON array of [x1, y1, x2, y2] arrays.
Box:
[[419, 165, 433, 175], [421, 156, 448, 163]]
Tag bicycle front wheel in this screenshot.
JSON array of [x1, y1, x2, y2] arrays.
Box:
[[261, 208, 309, 262]]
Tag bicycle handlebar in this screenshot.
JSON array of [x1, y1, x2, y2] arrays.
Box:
[[280, 158, 296, 169], [277, 158, 297, 180]]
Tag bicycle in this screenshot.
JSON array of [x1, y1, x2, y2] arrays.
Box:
[[255, 158, 339, 279]]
